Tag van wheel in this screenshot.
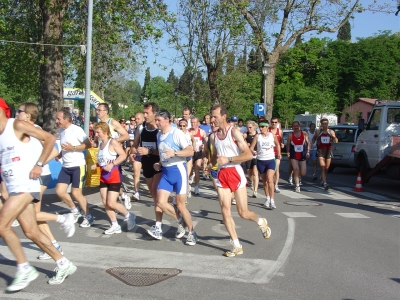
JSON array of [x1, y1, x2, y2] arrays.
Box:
[[328, 165, 335, 173]]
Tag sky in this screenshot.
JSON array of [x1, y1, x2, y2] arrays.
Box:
[[136, 1, 400, 85]]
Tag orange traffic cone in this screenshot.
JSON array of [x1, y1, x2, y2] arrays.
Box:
[[353, 172, 363, 192]]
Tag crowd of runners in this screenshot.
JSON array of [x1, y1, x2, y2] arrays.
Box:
[[0, 97, 337, 292]]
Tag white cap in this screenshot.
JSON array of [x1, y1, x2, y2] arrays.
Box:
[[125, 120, 130, 124]]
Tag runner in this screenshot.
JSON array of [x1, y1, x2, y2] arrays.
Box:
[[178, 118, 196, 199], [16, 103, 75, 261], [250, 121, 281, 209], [91, 122, 136, 234], [287, 121, 311, 193], [307, 123, 318, 181], [0, 99, 76, 291], [243, 121, 259, 198], [96, 103, 131, 209], [132, 112, 144, 201], [55, 109, 94, 227], [268, 117, 284, 193], [130, 102, 163, 239], [311, 118, 338, 190], [210, 105, 271, 257], [182, 107, 192, 129], [189, 116, 207, 195], [126, 116, 136, 170], [152, 110, 197, 245]]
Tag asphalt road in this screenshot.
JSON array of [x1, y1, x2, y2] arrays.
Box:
[[0, 161, 399, 300]]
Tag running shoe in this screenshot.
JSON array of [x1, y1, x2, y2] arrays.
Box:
[[294, 185, 301, 193], [275, 186, 281, 193], [72, 210, 82, 223], [194, 186, 200, 195], [38, 246, 63, 260], [263, 197, 271, 208], [125, 212, 136, 231], [231, 199, 236, 205], [11, 220, 20, 227], [258, 218, 271, 239], [47, 261, 77, 285], [224, 240, 243, 257], [60, 213, 76, 238], [132, 191, 140, 201], [252, 191, 258, 198], [147, 225, 162, 240], [270, 199, 276, 210], [185, 231, 198, 246], [189, 174, 195, 184], [80, 215, 94, 228], [175, 223, 186, 239], [324, 183, 330, 191], [104, 224, 122, 235], [6, 266, 39, 292], [312, 174, 318, 181], [288, 177, 293, 185], [123, 194, 131, 210]]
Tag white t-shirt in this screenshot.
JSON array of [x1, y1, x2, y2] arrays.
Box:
[[59, 124, 88, 168], [157, 127, 189, 167]]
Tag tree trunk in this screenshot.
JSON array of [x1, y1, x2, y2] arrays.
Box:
[[39, 0, 68, 135], [207, 67, 219, 105]]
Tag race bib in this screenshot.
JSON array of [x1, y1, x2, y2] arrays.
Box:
[[261, 141, 271, 150], [160, 152, 169, 163], [129, 133, 135, 140], [321, 136, 330, 144], [142, 141, 156, 149], [294, 145, 304, 152]]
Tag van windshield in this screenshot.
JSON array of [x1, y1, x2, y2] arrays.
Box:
[[332, 128, 358, 143]]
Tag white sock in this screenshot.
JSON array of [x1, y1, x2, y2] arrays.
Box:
[[70, 207, 78, 213], [52, 240, 60, 249], [155, 222, 162, 230], [56, 215, 66, 224], [232, 239, 241, 247], [17, 262, 30, 272], [257, 218, 264, 226], [271, 198, 274, 202], [266, 196, 271, 200], [111, 220, 118, 226], [124, 212, 130, 219], [56, 257, 69, 269]]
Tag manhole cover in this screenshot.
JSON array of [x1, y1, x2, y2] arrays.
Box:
[[284, 201, 322, 206], [106, 267, 182, 286]]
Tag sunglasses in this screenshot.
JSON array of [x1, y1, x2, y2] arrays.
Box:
[[271, 122, 277, 124], [259, 126, 266, 128], [130, 119, 135, 122], [179, 125, 186, 127], [17, 109, 25, 114], [247, 127, 253, 129]]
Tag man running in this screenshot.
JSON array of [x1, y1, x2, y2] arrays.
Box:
[[287, 121, 311, 193], [312, 118, 338, 190], [268, 117, 284, 193], [55, 109, 93, 227], [182, 107, 192, 129], [210, 105, 271, 257], [132, 112, 144, 201], [189, 116, 207, 195], [0, 99, 76, 291], [96, 103, 131, 208], [307, 123, 318, 181], [130, 102, 163, 239], [152, 110, 198, 245]]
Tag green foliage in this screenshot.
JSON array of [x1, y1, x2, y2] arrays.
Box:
[[337, 20, 351, 41]]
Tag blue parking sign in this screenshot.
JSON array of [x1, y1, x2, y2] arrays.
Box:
[[253, 103, 265, 116]]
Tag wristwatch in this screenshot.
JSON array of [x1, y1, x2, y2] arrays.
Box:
[[36, 162, 43, 167], [228, 157, 232, 162], [174, 150, 178, 156], [148, 148, 153, 156]]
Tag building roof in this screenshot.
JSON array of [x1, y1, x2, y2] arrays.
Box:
[[358, 98, 377, 105]]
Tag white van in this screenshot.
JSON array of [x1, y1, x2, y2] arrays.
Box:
[[354, 100, 400, 181], [294, 112, 338, 130]]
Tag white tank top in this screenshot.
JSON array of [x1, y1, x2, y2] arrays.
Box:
[[97, 139, 117, 167], [0, 119, 40, 194], [214, 126, 240, 168], [184, 131, 192, 147], [256, 132, 275, 160], [308, 129, 317, 147], [31, 124, 51, 176]]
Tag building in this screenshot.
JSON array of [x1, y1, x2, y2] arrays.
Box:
[[340, 98, 376, 123]]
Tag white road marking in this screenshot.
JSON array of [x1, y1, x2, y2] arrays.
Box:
[[0, 239, 278, 284], [0, 291, 50, 299], [335, 213, 370, 218], [336, 187, 390, 201], [302, 186, 356, 200], [279, 189, 314, 199], [281, 212, 317, 218]]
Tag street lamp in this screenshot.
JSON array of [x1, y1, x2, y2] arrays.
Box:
[[262, 63, 271, 117], [174, 89, 178, 117], [143, 97, 148, 103]]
